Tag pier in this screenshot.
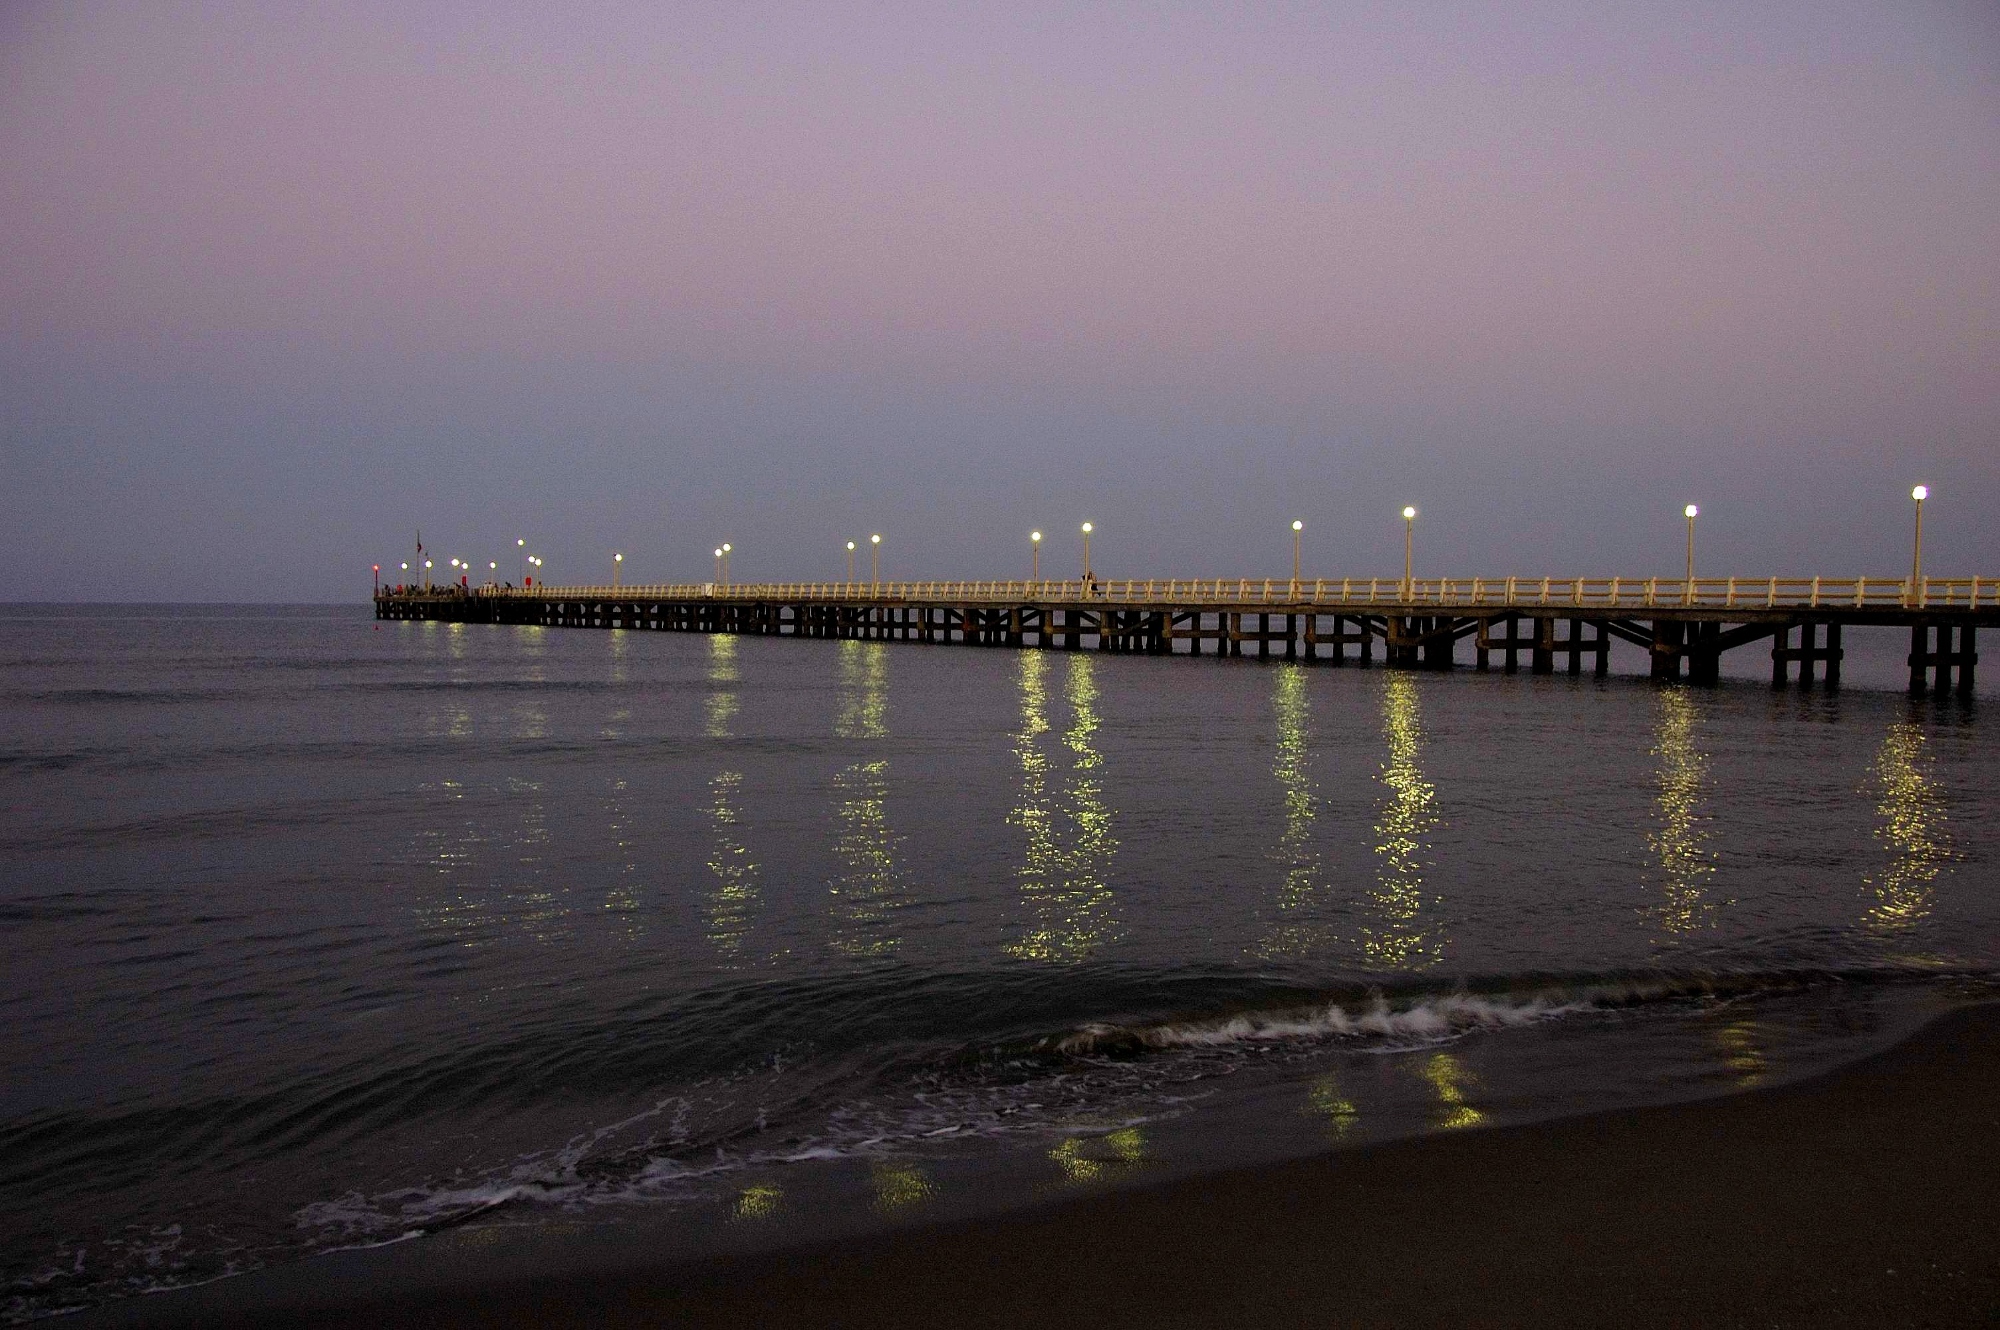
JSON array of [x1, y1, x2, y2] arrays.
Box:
[[377, 576, 1993, 695]]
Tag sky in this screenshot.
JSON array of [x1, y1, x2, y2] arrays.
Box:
[[1, 1, 1995, 599]]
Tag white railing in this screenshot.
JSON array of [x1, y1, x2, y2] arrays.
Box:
[[421, 575, 1997, 610]]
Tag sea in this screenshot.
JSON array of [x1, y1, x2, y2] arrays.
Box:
[[3, 603, 1994, 1322]]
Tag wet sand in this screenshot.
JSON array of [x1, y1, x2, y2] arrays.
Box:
[[86, 1003, 2000, 1328]]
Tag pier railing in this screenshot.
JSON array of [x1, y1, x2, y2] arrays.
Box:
[[451, 576, 1995, 610]]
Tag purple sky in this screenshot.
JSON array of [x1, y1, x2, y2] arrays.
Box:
[[3, 1, 1995, 598]]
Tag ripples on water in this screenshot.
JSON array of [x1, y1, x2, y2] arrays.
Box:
[[1, 605, 1994, 1320]]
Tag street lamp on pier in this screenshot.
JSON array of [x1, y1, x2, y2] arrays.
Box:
[[721, 543, 732, 587], [1031, 530, 1042, 583], [1291, 520, 1303, 592], [714, 548, 723, 584], [1401, 507, 1417, 598], [846, 540, 857, 583], [516, 538, 525, 584], [1683, 505, 1699, 604], [613, 552, 623, 589], [1910, 485, 1929, 607], [1081, 522, 1094, 584], [870, 533, 882, 590]]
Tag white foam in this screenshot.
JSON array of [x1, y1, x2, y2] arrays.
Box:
[[1056, 991, 1595, 1056]]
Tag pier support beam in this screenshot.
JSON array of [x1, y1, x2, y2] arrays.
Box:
[[1652, 620, 1685, 680]]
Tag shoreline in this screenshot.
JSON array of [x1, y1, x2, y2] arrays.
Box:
[[77, 1001, 1999, 1328]]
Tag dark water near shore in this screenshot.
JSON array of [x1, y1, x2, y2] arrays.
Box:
[[4, 605, 1995, 1322]]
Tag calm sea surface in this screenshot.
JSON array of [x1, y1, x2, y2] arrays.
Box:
[[3, 605, 1995, 1320]]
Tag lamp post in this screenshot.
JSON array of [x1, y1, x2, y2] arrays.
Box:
[[713, 547, 723, 584], [1401, 507, 1416, 598], [870, 533, 881, 590], [1031, 530, 1042, 583], [527, 555, 541, 587], [373, 564, 380, 595], [424, 558, 433, 590], [1684, 505, 1698, 604], [613, 552, 623, 589], [399, 561, 408, 592], [1081, 522, 1094, 584], [516, 538, 526, 584], [721, 543, 732, 587], [1910, 485, 1929, 607], [1291, 520, 1303, 593], [846, 540, 856, 583]]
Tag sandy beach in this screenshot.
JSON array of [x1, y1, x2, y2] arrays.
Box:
[[81, 1001, 1999, 1329]]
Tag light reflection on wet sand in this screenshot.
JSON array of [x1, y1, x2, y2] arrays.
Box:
[[1049, 1127, 1146, 1184], [1306, 1072, 1358, 1138], [732, 1183, 781, 1221], [870, 1162, 934, 1212], [1420, 1051, 1486, 1130]]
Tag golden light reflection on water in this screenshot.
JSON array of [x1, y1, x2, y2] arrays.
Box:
[[835, 639, 887, 740], [703, 635, 761, 960], [411, 773, 566, 946], [1863, 721, 1952, 932], [1049, 1127, 1146, 1184], [829, 759, 908, 957], [733, 1184, 781, 1221], [705, 634, 740, 738], [1257, 665, 1328, 958], [1306, 1073, 1358, 1138], [829, 641, 906, 957], [1420, 1052, 1486, 1130], [1007, 652, 1119, 964], [1362, 673, 1441, 968], [870, 1162, 934, 1211], [1644, 688, 1717, 937], [704, 771, 761, 958], [602, 775, 642, 934]]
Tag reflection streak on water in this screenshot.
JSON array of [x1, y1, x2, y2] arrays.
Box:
[[411, 773, 560, 946], [1864, 721, 1951, 932], [1007, 652, 1119, 963], [834, 638, 886, 740], [703, 635, 761, 959], [1645, 687, 1717, 937], [704, 772, 761, 958], [602, 774, 642, 932], [1420, 1052, 1486, 1130], [1258, 664, 1327, 957], [1363, 673, 1441, 968], [829, 642, 905, 957], [705, 635, 740, 738]]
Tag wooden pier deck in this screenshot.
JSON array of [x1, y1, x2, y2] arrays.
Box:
[[377, 576, 1994, 695]]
